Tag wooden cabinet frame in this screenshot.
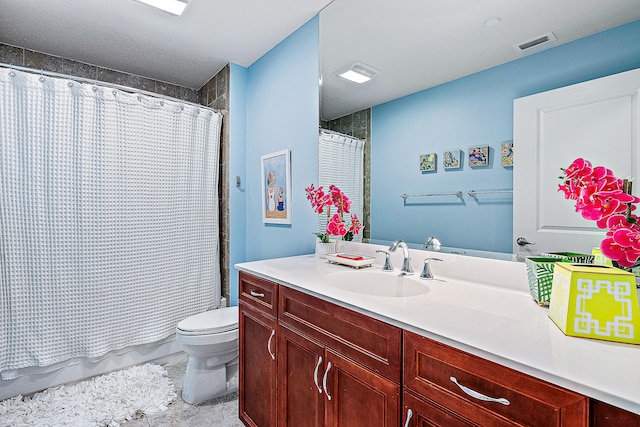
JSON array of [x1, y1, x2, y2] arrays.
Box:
[[239, 271, 640, 426]]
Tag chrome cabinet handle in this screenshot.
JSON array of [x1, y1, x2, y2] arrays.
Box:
[[250, 289, 265, 298], [313, 356, 323, 393], [403, 408, 413, 427], [450, 376, 510, 406], [267, 329, 275, 360], [322, 361, 332, 401]]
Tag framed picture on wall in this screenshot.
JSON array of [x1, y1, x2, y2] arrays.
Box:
[[442, 149, 462, 170], [261, 149, 292, 224], [420, 153, 437, 172], [468, 145, 490, 167], [501, 142, 514, 167]]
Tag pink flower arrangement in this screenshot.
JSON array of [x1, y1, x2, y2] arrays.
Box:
[[305, 184, 363, 242], [559, 158, 640, 267]]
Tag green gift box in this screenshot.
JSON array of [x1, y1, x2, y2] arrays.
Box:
[[525, 257, 566, 306], [541, 252, 595, 264]]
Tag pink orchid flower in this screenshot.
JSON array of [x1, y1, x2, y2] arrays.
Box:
[[327, 213, 347, 237], [560, 157, 640, 267], [348, 214, 363, 235], [563, 158, 592, 180], [601, 235, 640, 267]]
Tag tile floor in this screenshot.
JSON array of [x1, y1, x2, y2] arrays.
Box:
[[124, 355, 244, 427]]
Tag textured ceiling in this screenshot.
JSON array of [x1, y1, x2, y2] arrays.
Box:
[[0, 0, 333, 89], [1, 0, 639, 120], [320, 0, 640, 120]]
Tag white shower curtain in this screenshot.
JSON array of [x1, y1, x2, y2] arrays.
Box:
[[0, 68, 221, 374], [318, 130, 365, 242]]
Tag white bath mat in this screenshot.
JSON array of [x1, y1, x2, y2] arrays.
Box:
[[0, 363, 177, 427]]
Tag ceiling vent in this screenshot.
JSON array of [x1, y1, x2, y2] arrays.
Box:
[[513, 32, 557, 55]]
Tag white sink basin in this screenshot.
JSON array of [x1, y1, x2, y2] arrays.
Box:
[[324, 270, 430, 297]]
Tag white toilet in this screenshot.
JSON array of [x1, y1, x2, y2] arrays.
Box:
[[175, 306, 239, 404]]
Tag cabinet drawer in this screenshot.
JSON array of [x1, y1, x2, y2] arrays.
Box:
[[279, 285, 401, 383], [404, 331, 588, 426], [239, 271, 278, 317], [403, 389, 518, 427]]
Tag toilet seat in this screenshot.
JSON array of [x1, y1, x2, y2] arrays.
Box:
[[177, 306, 238, 336]]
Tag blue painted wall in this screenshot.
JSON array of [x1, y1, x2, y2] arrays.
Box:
[[243, 16, 320, 263], [371, 20, 640, 253], [228, 63, 248, 306]]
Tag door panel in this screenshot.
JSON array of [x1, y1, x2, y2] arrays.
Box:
[[278, 325, 325, 427], [239, 303, 277, 427], [513, 68, 640, 255], [325, 349, 400, 427]]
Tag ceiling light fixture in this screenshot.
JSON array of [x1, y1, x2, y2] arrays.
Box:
[[334, 62, 379, 84], [135, 0, 188, 16]]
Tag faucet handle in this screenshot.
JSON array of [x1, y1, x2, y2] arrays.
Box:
[[420, 257, 443, 280], [375, 250, 394, 272]]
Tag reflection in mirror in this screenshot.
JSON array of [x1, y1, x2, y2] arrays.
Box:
[[319, 0, 640, 258]]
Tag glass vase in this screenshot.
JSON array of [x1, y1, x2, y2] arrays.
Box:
[[315, 241, 336, 259]]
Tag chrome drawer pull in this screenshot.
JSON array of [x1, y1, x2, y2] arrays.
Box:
[[450, 376, 510, 406], [403, 408, 413, 427], [322, 361, 332, 401], [267, 329, 275, 360], [250, 289, 265, 298], [313, 356, 323, 393]]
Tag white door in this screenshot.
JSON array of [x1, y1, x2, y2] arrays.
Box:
[[513, 68, 640, 256]]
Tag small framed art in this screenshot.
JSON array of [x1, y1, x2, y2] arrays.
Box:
[[468, 145, 490, 167], [261, 149, 292, 224], [501, 142, 513, 167], [420, 153, 437, 173], [442, 149, 462, 170]]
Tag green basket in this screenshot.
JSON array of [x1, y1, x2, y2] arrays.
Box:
[[540, 252, 595, 264], [525, 257, 563, 306]]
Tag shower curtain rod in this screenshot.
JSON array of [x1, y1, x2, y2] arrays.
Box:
[[0, 62, 222, 112], [319, 127, 365, 141]]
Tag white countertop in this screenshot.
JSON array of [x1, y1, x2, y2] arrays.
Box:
[[235, 242, 640, 415]]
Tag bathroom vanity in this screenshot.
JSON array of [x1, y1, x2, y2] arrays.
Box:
[[236, 244, 640, 426]]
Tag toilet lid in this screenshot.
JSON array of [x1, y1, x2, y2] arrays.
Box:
[[177, 306, 239, 334]]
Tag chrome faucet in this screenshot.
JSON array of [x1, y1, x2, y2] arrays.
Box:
[[424, 236, 441, 251], [388, 240, 413, 275], [420, 257, 443, 280]]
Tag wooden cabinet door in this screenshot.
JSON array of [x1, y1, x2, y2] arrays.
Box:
[[403, 390, 481, 427], [239, 302, 278, 427], [324, 348, 400, 427], [278, 325, 325, 427], [591, 400, 640, 427]]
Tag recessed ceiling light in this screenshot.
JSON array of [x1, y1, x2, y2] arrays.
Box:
[[483, 18, 501, 27], [334, 62, 379, 84], [135, 0, 188, 16]]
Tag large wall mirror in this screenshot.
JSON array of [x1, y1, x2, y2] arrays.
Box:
[[319, 0, 640, 258]]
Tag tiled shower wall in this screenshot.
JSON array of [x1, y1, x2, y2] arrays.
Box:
[[320, 108, 371, 241], [0, 44, 200, 103], [197, 67, 231, 305], [0, 44, 232, 304]]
